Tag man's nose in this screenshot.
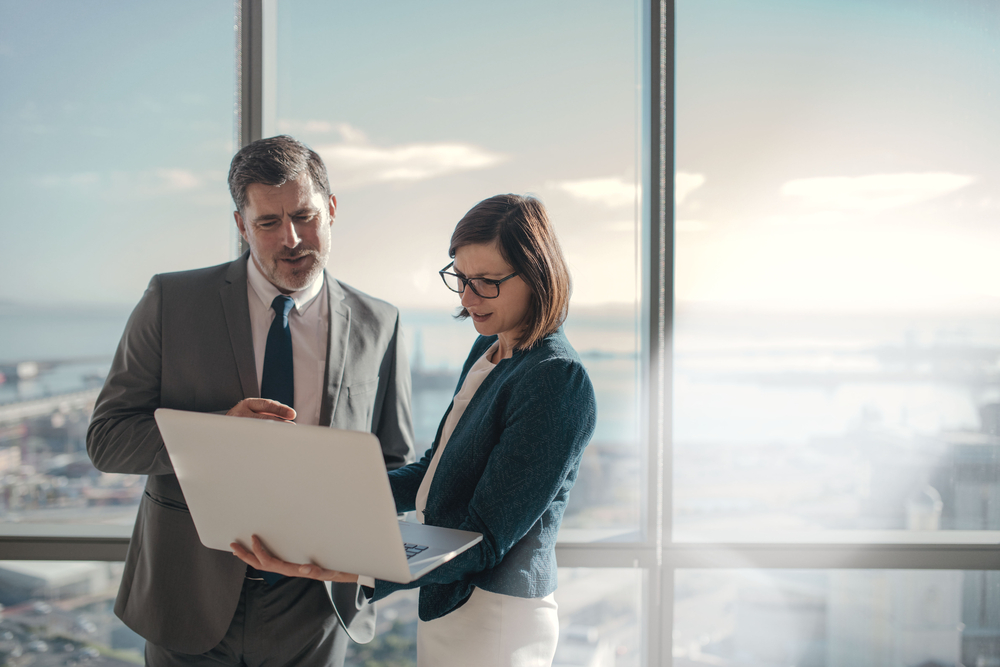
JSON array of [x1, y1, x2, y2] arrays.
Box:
[[280, 218, 301, 248]]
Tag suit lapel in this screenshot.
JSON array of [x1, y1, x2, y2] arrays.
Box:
[[319, 274, 351, 427], [220, 254, 259, 399]]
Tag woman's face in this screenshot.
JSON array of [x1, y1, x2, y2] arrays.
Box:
[[452, 242, 532, 343]]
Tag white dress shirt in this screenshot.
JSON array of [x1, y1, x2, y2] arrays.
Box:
[[246, 257, 328, 427], [414, 341, 498, 524]]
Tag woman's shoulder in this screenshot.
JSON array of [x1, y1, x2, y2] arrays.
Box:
[[508, 330, 592, 390], [520, 328, 583, 366]]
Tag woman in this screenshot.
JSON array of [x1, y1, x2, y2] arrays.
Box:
[[234, 194, 597, 667]]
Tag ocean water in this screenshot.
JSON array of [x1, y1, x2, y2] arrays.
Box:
[[4, 302, 995, 447], [0, 303, 643, 446], [2, 301, 997, 534]]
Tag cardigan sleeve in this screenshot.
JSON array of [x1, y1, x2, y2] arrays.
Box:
[[369, 353, 596, 601]]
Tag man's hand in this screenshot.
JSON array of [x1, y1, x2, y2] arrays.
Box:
[[231, 535, 360, 583], [226, 398, 296, 422]]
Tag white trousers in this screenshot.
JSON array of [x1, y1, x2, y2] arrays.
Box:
[[417, 587, 559, 667]]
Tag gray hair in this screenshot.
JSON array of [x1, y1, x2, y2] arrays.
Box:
[[227, 135, 332, 213]]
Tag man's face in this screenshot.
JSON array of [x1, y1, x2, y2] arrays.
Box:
[[234, 173, 336, 294]]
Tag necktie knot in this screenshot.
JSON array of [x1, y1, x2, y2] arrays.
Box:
[[271, 295, 294, 323]]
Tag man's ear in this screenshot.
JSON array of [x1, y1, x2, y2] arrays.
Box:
[[328, 195, 337, 224], [234, 210, 249, 241]]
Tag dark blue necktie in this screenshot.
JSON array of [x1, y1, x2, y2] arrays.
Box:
[[255, 294, 294, 585], [260, 295, 295, 410]]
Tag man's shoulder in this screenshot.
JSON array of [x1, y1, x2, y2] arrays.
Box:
[[155, 258, 240, 290], [330, 278, 400, 325]]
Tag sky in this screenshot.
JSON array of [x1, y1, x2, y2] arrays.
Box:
[[0, 1, 236, 306], [0, 0, 997, 314], [675, 0, 1000, 312]]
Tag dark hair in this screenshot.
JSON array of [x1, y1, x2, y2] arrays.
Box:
[[450, 194, 571, 350], [228, 135, 332, 213]]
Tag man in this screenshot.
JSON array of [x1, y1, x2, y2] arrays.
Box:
[[87, 135, 414, 665]]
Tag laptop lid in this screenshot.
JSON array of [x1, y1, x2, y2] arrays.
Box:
[[153, 408, 468, 583]]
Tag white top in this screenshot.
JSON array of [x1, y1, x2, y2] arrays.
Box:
[[414, 341, 499, 524], [246, 257, 328, 427]]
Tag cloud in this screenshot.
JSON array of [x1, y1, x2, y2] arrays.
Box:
[[35, 169, 225, 198], [676, 219, 710, 232], [601, 220, 640, 233], [760, 210, 853, 227], [318, 142, 505, 187], [152, 169, 205, 192], [547, 172, 705, 209], [548, 176, 637, 208], [276, 121, 504, 188], [780, 172, 975, 212], [277, 119, 369, 143], [676, 172, 705, 205]]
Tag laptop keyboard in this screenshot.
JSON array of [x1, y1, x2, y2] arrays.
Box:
[[404, 543, 430, 559]]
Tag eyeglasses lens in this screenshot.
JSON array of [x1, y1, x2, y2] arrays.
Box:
[[441, 272, 500, 298], [472, 280, 499, 298]]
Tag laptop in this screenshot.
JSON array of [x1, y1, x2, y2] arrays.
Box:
[[153, 408, 482, 584]]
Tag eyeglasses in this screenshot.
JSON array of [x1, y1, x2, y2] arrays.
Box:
[[439, 262, 518, 299]]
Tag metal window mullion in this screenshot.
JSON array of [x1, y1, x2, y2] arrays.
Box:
[[647, 0, 675, 664], [2, 537, 995, 570], [237, 0, 276, 149], [638, 0, 673, 660], [235, 0, 276, 257], [662, 544, 1000, 571]]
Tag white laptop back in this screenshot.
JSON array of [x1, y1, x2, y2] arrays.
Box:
[[153, 408, 480, 583]]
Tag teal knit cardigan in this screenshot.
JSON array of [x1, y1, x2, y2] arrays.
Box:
[[368, 328, 597, 621]]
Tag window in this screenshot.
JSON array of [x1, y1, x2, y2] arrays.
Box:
[[0, 2, 996, 665], [0, 2, 236, 533], [274, 0, 646, 541], [674, 0, 1000, 543], [0, 560, 142, 661]]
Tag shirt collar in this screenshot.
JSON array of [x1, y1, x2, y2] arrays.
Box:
[[246, 255, 325, 316]]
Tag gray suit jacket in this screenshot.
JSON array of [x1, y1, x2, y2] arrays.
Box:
[[86, 254, 414, 654]]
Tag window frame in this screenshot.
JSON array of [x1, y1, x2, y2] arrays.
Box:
[[0, 2, 996, 666]]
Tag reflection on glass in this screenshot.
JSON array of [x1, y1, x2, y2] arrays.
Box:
[[0, 561, 143, 664], [675, 569, 1000, 667], [0, 3, 236, 526], [674, 0, 1000, 539], [276, 0, 644, 540], [350, 568, 643, 667]]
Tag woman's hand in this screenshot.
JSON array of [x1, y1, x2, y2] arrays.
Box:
[[230, 535, 359, 583]]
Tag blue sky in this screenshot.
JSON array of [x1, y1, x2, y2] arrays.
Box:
[[0, 1, 235, 306], [675, 0, 1000, 311], [1, 0, 997, 313], [0, 0, 641, 308]]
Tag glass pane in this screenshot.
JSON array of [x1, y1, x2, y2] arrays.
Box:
[[0, 3, 236, 526], [0, 561, 143, 663], [276, 1, 645, 541], [348, 568, 643, 667], [675, 569, 1000, 667], [674, 0, 1000, 540]]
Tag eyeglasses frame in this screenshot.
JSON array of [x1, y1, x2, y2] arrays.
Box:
[[438, 261, 519, 299]]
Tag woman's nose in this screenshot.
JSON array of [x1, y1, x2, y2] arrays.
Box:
[[460, 284, 481, 308]]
